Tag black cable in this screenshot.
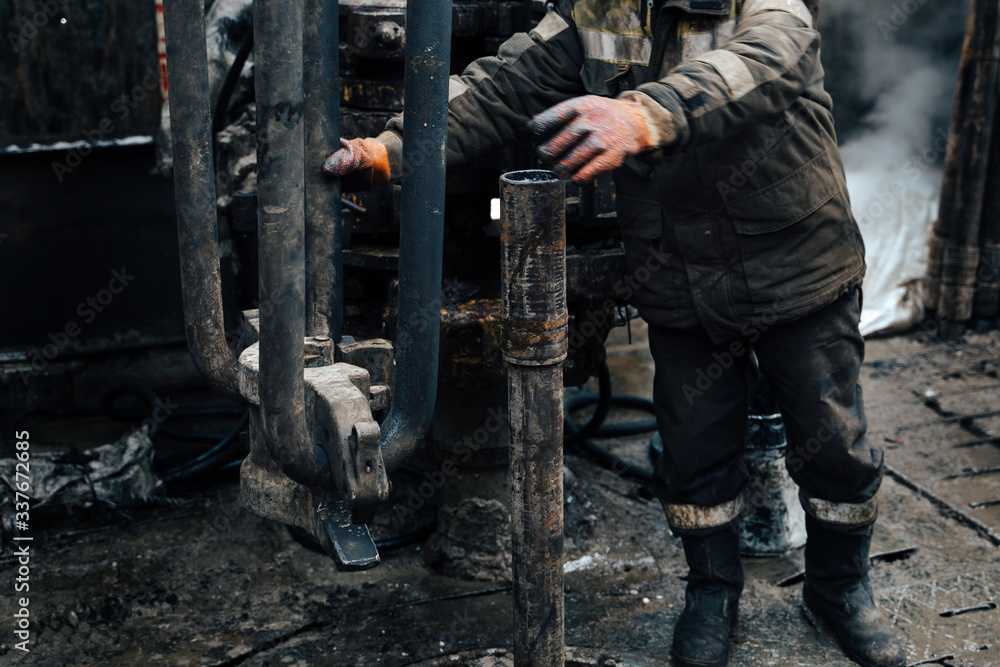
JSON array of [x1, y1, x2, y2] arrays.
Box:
[[565, 393, 658, 438], [159, 407, 248, 442], [563, 357, 658, 484], [374, 521, 437, 551], [213, 30, 254, 138], [101, 384, 250, 482], [159, 428, 229, 442], [563, 360, 612, 445], [102, 384, 163, 435], [564, 411, 656, 484], [160, 409, 250, 483], [170, 407, 247, 418]]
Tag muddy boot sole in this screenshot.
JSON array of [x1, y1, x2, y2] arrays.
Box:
[[670, 612, 737, 667], [801, 598, 905, 667]]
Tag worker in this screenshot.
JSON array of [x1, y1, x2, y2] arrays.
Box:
[[323, 1, 905, 665]]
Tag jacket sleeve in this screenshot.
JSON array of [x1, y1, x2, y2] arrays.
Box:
[[620, 0, 820, 153], [379, 1, 587, 168]]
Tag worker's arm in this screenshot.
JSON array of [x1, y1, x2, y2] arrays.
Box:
[[325, 1, 586, 187], [533, 0, 819, 183], [623, 0, 819, 153]]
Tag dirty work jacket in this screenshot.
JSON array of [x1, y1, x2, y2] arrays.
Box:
[[380, 0, 865, 343]]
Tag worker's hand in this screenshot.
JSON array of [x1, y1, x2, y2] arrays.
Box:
[[322, 137, 391, 191], [528, 95, 655, 185]]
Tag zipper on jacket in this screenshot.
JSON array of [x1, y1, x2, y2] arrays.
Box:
[[641, 0, 654, 28], [647, 2, 674, 81]]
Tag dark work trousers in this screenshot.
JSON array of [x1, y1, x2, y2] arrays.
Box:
[[648, 288, 884, 508]]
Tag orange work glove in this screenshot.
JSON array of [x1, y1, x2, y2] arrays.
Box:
[[528, 95, 655, 184], [322, 137, 391, 191]]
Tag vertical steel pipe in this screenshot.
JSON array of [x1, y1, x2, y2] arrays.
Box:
[[501, 170, 567, 667], [162, 0, 242, 401], [255, 0, 332, 488], [934, 0, 1000, 334], [304, 0, 343, 340], [379, 0, 452, 471]]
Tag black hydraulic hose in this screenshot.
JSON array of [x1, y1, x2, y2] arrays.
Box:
[[373, 522, 436, 551], [564, 413, 656, 484], [565, 394, 658, 437], [379, 0, 452, 472], [563, 358, 658, 484], [103, 384, 163, 436], [161, 409, 250, 483], [213, 30, 254, 139], [100, 385, 250, 480], [103, 385, 245, 439], [160, 428, 228, 442], [562, 360, 612, 445]]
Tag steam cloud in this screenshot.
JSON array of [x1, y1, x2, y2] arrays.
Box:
[[817, 0, 966, 333]]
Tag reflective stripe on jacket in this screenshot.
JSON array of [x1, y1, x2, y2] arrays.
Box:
[[381, 0, 864, 343]]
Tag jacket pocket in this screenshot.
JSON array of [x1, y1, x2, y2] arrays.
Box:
[[725, 151, 838, 234], [616, 195, 687, 313], [580, 60, 648, 96], [722, 151, 863, 312]]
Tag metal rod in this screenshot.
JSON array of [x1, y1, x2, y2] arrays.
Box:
[[501, 169, 568, 667], [255, 0, 332, 489], [162, 0, 242, 402], [935, 0, 1000, 334], [304, 0, 343, 341], [379, 0, 452, 471]]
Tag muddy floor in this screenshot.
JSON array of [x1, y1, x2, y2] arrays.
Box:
[[2, 326, 999, 666]]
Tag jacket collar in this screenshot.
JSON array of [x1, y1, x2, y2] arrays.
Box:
[[660, 0, 731, 15]]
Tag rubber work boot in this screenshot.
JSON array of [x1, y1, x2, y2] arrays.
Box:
[[671, 522, 744, 667], [802, 514, 906, 667]]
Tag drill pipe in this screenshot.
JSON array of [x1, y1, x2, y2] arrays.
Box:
[[501, 170, 568, 667], [162, 0, 242, 402], [304, 0, 343, 340], [254, 0, 333, 489], [931, 0, 1000, 333]]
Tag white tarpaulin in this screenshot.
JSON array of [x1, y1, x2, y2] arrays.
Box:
[[837, 60, 948, 337], [845, 163, 939, 337]]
